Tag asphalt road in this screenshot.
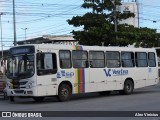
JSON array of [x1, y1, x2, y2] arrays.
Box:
[[0, 83, 160, 120]]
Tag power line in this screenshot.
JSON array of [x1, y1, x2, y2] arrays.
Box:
[[142, 4, 160, 8]]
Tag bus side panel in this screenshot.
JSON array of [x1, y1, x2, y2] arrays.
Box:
[[121, 67, 147, 89], [89, 68, 124, 92], [146, 67, 159, 86], [89, 68, 106, 92], [133, 68, 148, 89], [72, 68, 90, 94], [36, 74, 57, 96], [116, 68, 132, 90]]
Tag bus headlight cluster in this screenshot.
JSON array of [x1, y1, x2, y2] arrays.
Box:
[[26, 81, 34, 89]]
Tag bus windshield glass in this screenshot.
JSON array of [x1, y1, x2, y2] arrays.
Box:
[[7, 54, 34, 79]]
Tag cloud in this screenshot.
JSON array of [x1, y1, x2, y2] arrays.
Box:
[[0, 2, 4, 12]]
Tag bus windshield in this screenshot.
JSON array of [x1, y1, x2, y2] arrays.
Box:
[[7, 54, 34, 79]]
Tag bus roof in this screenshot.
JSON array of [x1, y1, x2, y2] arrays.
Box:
[[11, 44, 156, 52]]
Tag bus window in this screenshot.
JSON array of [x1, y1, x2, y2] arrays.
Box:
[[72, 51, 88, 68], [121, 52, 135, 67], [37, 53, 57, 75], [148, 52, 156, 67], [106, 51, 120, 68], [135, 52, 148, 67], [59, 50, 71, 69], [89, 51, 105, 68]]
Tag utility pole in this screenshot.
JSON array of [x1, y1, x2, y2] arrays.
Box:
[[135, 0, 140, 28], [111, 0, 117, 40], [0, 13, 4, 62], [21, 28, 28, 42], [13, 0, 17, 46]]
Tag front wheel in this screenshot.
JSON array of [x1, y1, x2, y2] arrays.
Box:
[[58, 84, 71, 102], [120, 80, 134, 95]]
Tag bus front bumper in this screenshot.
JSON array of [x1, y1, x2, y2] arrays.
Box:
[[7, 88, 35, 97]]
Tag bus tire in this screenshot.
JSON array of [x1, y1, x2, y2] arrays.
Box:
[[120, 80, 134, 95], [99, 91, 111, 95], [33, 97, 44, 102], [58, 84, 71, 102]]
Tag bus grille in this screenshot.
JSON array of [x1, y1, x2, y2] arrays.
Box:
[[11, 81, 20, 89], [19, 81, 28, 85], [14, 90, 24, 94]]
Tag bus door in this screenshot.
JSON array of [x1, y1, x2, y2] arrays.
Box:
[[36, 53, 57, 96]]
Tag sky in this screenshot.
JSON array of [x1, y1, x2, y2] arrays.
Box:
[[0, 0, 160, 50]]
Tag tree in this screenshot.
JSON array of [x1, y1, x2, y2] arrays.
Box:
[[67, 0, 135, 46]]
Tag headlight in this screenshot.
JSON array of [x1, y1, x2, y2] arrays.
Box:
[[26, 83, 32, 89], [26, 81, 34, 89]]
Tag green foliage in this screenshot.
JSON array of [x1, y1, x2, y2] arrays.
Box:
[[67, 0, 159, 47]]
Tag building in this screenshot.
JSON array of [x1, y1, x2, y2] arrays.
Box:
[[16, 35, 77, 45], [118, 1, 138, 27], [0, 35, 77, 58]]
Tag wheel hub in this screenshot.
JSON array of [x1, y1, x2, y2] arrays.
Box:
[[127, 84, 130, 91], [62, 88, 69, 97]]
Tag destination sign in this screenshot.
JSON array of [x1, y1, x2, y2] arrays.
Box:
[[9, 46, 35, 55]]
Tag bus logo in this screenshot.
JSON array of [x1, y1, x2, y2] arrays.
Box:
[[57, 71, 74, 78], [103, 69, 111, 77], [104, 69, 128, 77]]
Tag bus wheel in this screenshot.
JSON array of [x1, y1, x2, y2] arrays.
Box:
[[33, 97, 44, 102], [58, 84, 71, 102], [99, 91, 111, 95], [120, 80, 134, 95]]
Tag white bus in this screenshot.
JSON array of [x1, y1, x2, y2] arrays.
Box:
[[6, 44, 159, 102]]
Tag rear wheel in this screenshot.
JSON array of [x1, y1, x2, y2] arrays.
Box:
[[58, 84, 71, 102], [33, 97, 44, 102], [120, 80, 134, 95]]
